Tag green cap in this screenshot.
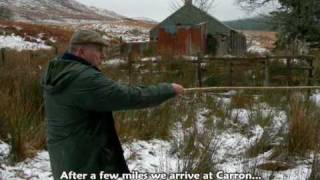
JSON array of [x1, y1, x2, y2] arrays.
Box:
[[70, 30, 109, 47]]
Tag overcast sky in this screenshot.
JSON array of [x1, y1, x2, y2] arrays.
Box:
[[75, 0, 275, 22]]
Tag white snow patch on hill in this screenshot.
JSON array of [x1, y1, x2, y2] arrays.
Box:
[[82, 22, 150, 43], [247, 41, 270, 55], [0, 34, 51, 51]]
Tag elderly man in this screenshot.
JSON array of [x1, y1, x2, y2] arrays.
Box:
[[42, 30, 184, 179]]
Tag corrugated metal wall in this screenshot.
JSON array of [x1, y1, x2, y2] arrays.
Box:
[[229, 30, 247, 56], [157, 23, 207, 56]]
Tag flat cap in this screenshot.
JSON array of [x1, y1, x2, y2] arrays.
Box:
[[70, 30, 109, 47]]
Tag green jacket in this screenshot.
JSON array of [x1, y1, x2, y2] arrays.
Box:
[[42, 53, 176, 180]]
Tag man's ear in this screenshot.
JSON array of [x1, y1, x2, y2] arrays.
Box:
[[75, 47, 85, 57]]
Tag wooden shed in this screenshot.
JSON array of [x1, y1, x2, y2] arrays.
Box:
[[150, 0, 247, 56]]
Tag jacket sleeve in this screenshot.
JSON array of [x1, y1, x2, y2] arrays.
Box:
[[73, 70, 176, 112]]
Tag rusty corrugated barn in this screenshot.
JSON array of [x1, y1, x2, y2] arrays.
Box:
[[150, 0, 247, 56]]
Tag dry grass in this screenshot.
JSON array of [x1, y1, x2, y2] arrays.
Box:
[[1, 44, 320, 178], [0, 49, 53, 162], [287, 96, 319, 155]]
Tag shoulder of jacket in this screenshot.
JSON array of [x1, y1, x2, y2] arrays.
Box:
[[75, 66, 106, 84]]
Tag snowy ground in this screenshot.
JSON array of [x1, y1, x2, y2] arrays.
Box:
[[0, 34, 52, 51], [0, 21, 318, 180], [80, 21, 150, 43], [1, 91, 319, 180], [247, 40, 271, 55]]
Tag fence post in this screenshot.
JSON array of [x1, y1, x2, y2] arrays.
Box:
[[229, 62, 233, 86], [286, 57, 292, 85], [307, 56, 314, 86], [54, 45, 59, 55], [128, 55, 132, 85], [197, 53, 203, 87], [264, 57, 270, 86], [0, 48, 5, 65]]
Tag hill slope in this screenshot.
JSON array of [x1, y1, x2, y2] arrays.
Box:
[[0, 0, 124, 24], [223, 16, 274, 31]]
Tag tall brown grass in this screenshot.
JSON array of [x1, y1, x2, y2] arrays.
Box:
[[0, 49, 53, 163], [287, 95, 319, 155], [1, 47, 320, 178]]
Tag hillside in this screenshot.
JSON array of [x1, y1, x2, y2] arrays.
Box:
[[223, 16, 274, 31], [0, 0, 124, 24]]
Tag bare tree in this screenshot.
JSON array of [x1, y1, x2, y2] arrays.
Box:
[[237, 0, 274, 10], [170, 0, 215, 12], [197, 0, 215, 12]]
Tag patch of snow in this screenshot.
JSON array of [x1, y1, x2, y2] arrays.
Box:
[[102, 58, 127, 67], [0, 140, 10, 161], [231, 108, 250, 125], [13, 25, 23, 31], [311, 91, 320, 106], [269, 110, 288, 135], [248, 45, 270, 55], [141, 57, 159, 62], [223, 90, 238, 97], [247, 40, 270, 55], [213, 125, 264, 162], [181, 55, 198, 61], [132, 17, 157, 23], [196, 108, 210, 132], [260, 163, 311, 180], [216, 96, 232, 105], [216, 150, 273, 173], [0, 151, 52, 180], [82, 22, 150, 43], [217, 150, 312, 180], [0, 24, 8, 28], [123, 139, 179, 172], [49, 37, 56, 43], [255, 103, 288, 136], [0, 34, 51, 51], [171, 121, 186, 144]]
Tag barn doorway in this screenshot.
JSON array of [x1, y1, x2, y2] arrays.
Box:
[[207, 34, 218, 55]]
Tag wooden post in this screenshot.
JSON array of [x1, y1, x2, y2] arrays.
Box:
[[307, 57, 314, 86], [0, 48, 5, 65], [53, 45, 59, 55], [229, 62, 233, 86], [128, 55, 132, 85], [264, 57, 270, 86], [286, 57, 292, 86], [307, 57, 314, 98], [197, 53, 203, 87]]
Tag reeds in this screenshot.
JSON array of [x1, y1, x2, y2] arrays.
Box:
[[0, 49, 52, 163], [1, 47, 320, 180]]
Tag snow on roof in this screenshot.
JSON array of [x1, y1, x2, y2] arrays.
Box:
[[0, 34, 51, 51]]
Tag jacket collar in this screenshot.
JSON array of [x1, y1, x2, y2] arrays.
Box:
[[61, 52, 100, 72]]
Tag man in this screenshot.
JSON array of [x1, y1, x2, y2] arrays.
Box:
[[42, 30, 184, 179]]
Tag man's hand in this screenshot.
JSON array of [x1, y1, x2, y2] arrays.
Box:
[[172, 83, 184, 95]]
